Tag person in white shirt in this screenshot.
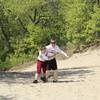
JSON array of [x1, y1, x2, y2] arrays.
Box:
[[33, 46, 48, 83], [46, 39, 68, 82]]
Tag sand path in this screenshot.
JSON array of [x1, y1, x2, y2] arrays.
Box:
[[0, 48, 100, 100]]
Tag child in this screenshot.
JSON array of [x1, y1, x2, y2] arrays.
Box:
[[33, 46, 48, 83]]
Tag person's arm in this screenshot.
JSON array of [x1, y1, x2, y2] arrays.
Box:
[[39, 50, 48, 61], [56, 46, 68, 58], [41, 54, 48, 61]]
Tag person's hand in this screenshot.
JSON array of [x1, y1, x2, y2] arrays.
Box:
[[66, 55, 69, 58], [63, 55, 69, 60], [64, 54, 69, 58]]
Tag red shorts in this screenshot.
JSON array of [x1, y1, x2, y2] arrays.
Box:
[[36, 60, 47, 74]]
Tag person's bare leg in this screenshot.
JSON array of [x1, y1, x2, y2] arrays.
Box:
[[33, 73, 40, 83], [34, 73, 40, 80], [53, 70, 58, 82], [46, 70, 53, 79]]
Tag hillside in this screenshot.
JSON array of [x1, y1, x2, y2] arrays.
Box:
[[0, 47, 100, 100]]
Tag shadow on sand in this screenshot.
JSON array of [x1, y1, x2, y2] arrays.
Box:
[[0, 66, 94, 84], [0, 95, 13, 100]]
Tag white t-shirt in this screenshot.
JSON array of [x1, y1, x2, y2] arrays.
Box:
[[37, 50, 48, 62], [46, 44, 68, 60]]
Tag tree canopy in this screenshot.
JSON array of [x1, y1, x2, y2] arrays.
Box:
[[0, 0, 100, 70]]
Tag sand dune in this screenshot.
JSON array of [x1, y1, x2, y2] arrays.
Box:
[[0, 48, 100, 100]]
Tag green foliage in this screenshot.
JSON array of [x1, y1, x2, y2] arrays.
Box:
[[0, 0, 100, 70]]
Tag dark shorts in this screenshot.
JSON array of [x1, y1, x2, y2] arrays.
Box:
[[46, 58, 57, 70]]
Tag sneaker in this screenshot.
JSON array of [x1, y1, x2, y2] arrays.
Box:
[[40, 77, 47, 83], [53, 80, 58, 83], [33, 80, 38, 83]]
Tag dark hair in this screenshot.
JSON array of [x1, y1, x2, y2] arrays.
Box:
[[40, 45, 46, 50], [50, 33, 56, 40]]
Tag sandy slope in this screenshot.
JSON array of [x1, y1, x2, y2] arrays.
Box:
[[0, 48, 100, 100]]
